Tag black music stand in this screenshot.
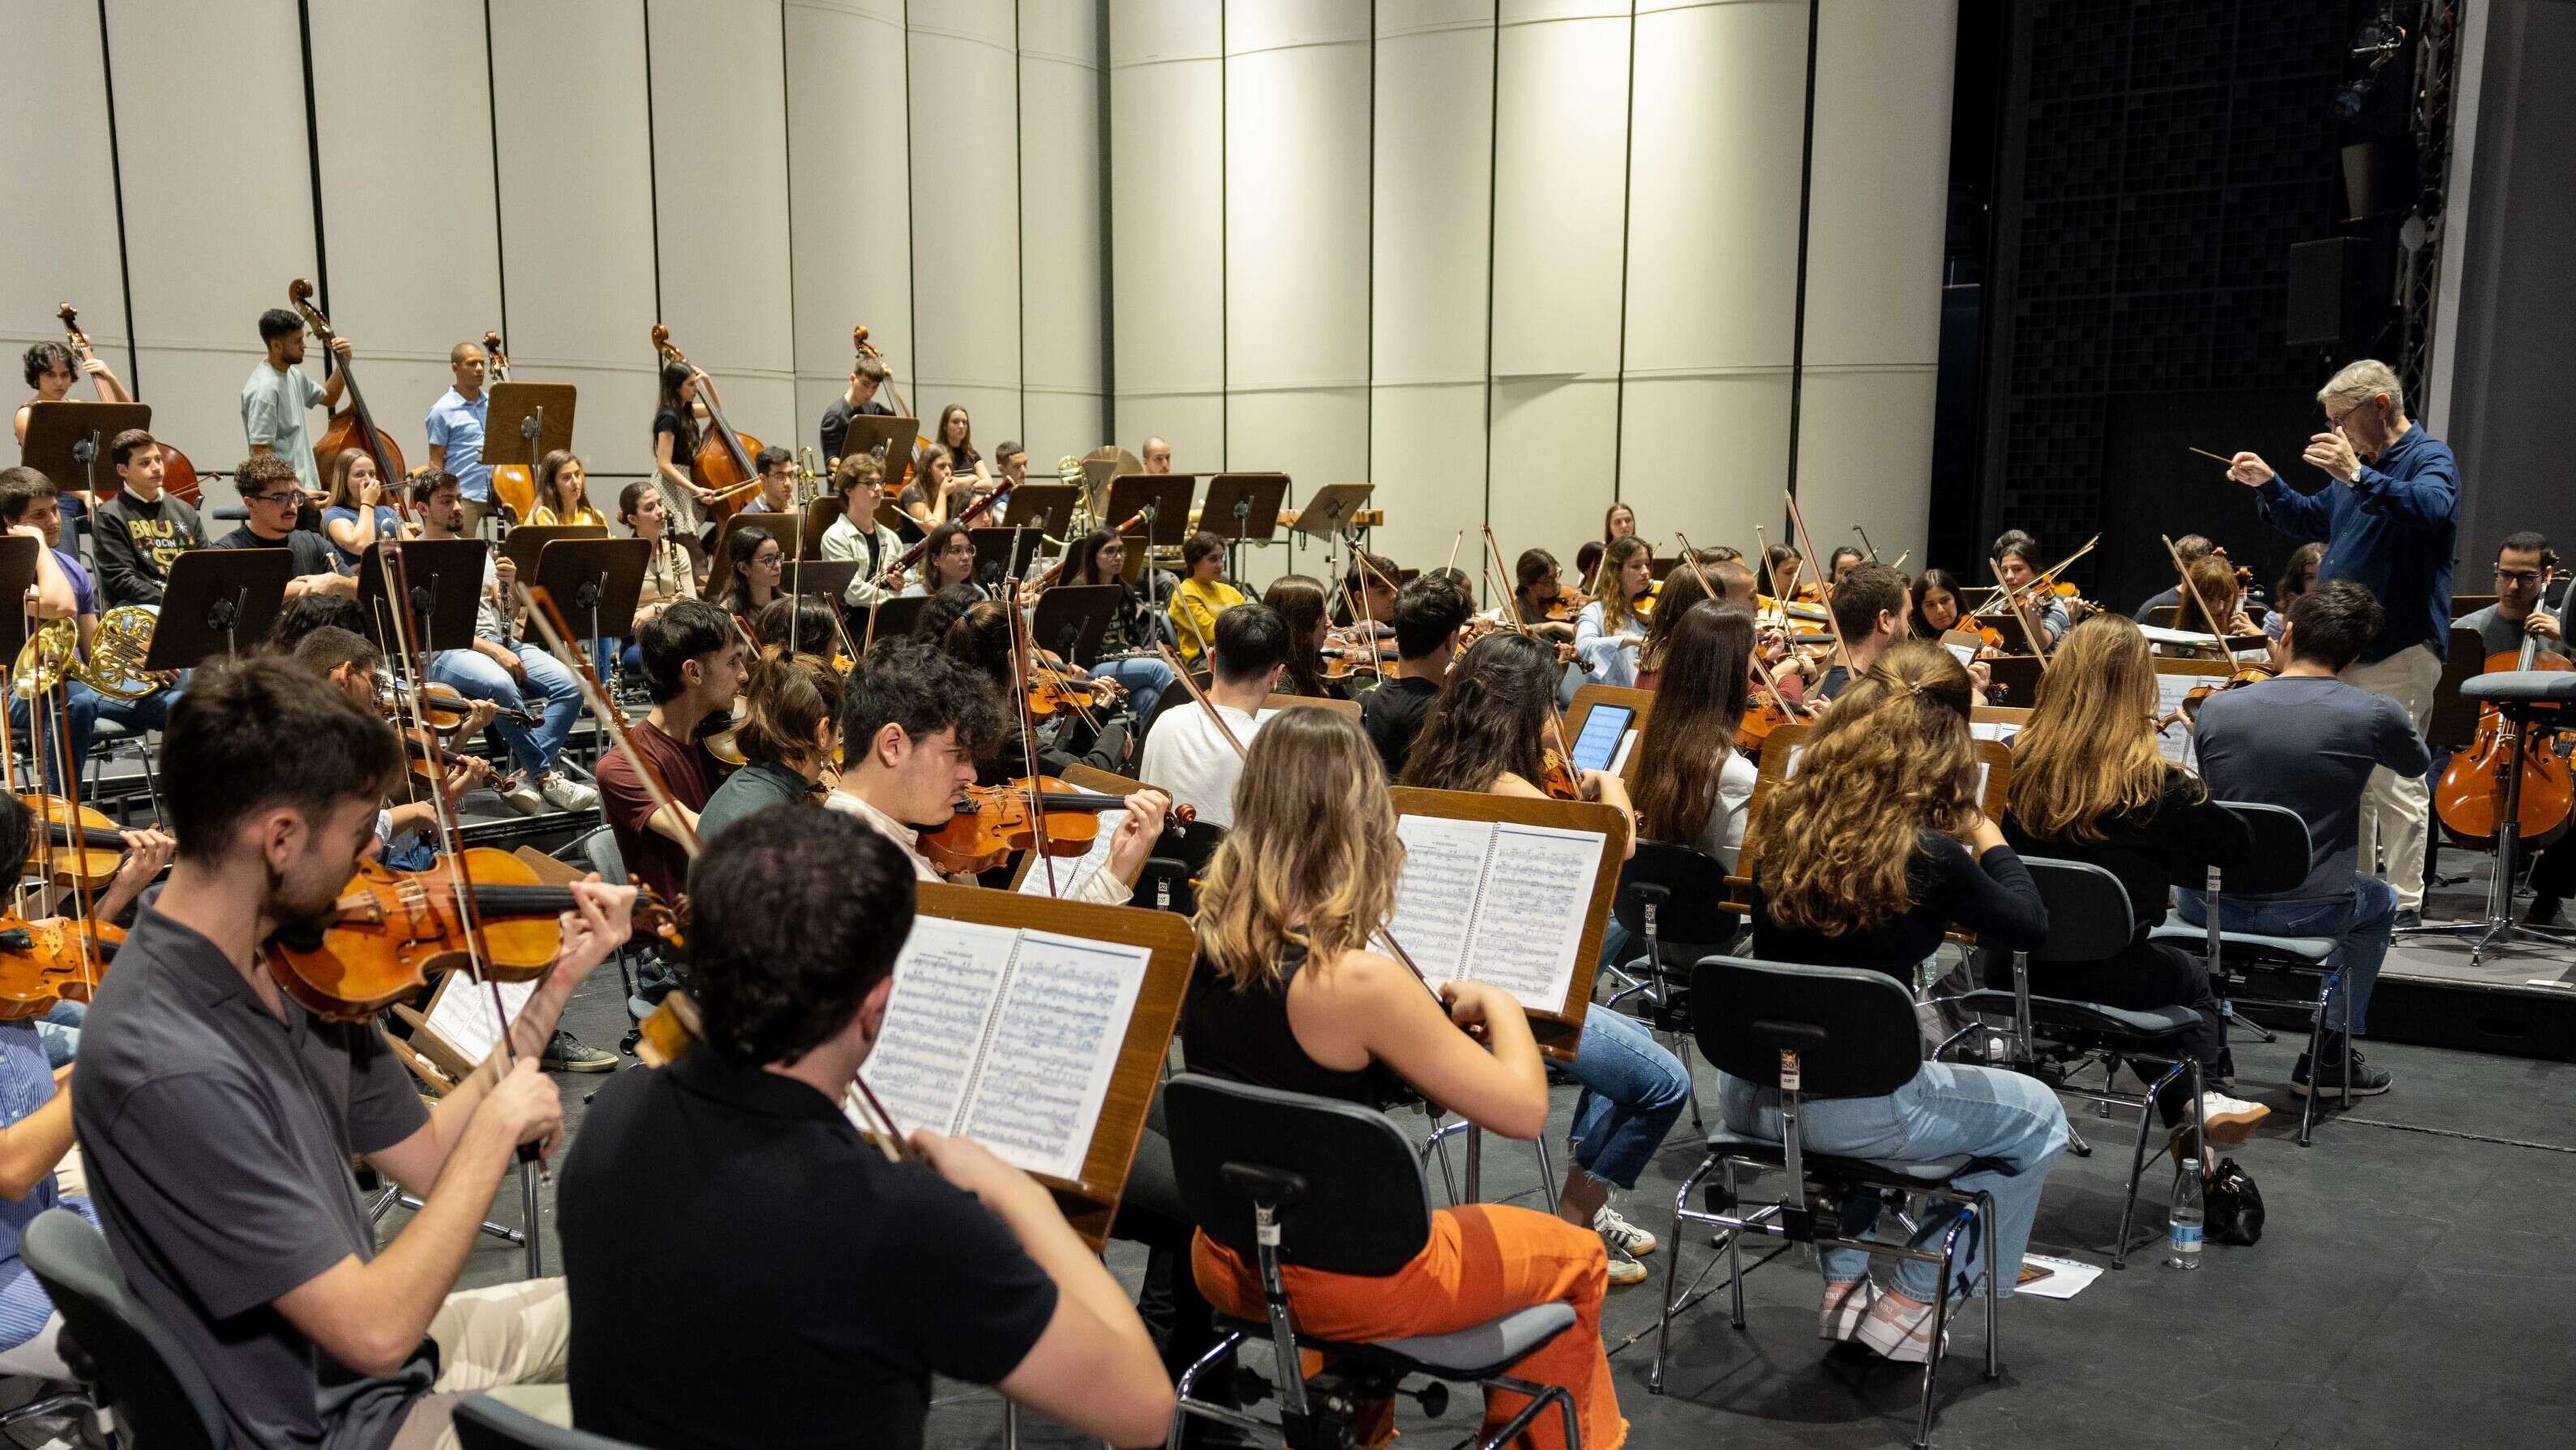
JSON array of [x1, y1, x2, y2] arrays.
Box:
[[1288, 482, 1374, 542], [358, 539, 490, 655], [1201, 473, 1290, 579], [711, 510, 804, 569], [19, 401, 152, 524], [782, 559, 859, 603], [501, 525, 608, 582], [1031, 585, 1118, 668], [841, 415, 922, 497], [967, 527, 1045, 591], [799, 495, 847, 556], [859, 595, 929, 645], [482, 382, 576, 526], [1001, 483, 1082, 538], [0, 538, 37, 663], [531, 539, 653, 662], [1104, 475, 1197, 551], [144, 548, 297, 668]]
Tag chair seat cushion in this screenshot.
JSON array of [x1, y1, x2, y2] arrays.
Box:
[[2150, 910, 2334, 964], [1703, 1127, 1973, 1184], [1956, 989, 2197, 1040], [1218, 1302, 1577, 1380], [2462, 670, 2576, 705]]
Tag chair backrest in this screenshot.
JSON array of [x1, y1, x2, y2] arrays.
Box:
[[1135, 819, 1226, 916], [1613, 841, 1738, 950], [2213, 800, 2313, 897], [454, 1394, 648, 1450], [1165, 1074, 1432, 1276], [2023, 858, 2133, 963], [1689, 956, 1922, 1098], [20, 1209, 225, 1450], [564, 826, 627, 886]]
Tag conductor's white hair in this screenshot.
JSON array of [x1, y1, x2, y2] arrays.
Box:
[[2318, 358, 2403, 418]]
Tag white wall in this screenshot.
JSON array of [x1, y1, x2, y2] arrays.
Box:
[[1111, 0, 1957, 592], [5, 0, 1108, 516]]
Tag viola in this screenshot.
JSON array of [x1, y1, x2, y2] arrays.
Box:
[[919, 777, 1194, 877], [264, 847, 678, 1021], [288, 280, 409, 517], [2435, 590, 2574, 849], [0, 916, 121, 1019], [19, 794, 131, 890]]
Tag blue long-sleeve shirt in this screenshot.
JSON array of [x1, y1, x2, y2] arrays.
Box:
[[2252, 424, 2458, 663]]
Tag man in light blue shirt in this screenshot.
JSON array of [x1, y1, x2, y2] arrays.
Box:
[[238, 308, 347, 495], [425, 340, 492, 529]]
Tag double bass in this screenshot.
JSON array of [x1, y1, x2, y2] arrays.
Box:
[[649, 324, 765, 530], [54, 302, 199, 506], [287, 279, 409, 517], [482, 330, 537, 523]]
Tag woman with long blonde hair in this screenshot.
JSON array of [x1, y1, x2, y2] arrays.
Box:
[[2003, 614, 2265, 1153], [1185, 708, 1624, 1450], [1741, 640, 2065, 1363], [1571, 534, 1654, 693]]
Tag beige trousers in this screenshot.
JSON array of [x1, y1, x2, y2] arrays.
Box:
[[388, 1277, 573, 1450], [2340, 642, 2442, 910]]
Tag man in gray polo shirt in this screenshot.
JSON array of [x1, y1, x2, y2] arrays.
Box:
[[71, 656, 633, 1449]]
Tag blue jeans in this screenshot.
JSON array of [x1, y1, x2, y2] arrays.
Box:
[[2175, 873, 2397, 1035], [1718, 1063, 2068, 1301], [8, 682, 176, 793], [38, 1000, 83, 1069], [1567, 1006, 1691, 1190], [429, 641, 583, 776], [1095, 655, 1174, 731]]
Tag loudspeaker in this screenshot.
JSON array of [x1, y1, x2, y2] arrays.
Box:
[[2287, 237, 2369, 348]]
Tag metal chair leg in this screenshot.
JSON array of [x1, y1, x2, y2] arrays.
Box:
[[2110, 1062, 2174, 1269], [1725, 1160, 1748, 1329], [1917, 1211, 1969, 1449], [1980, 1190, 2002, 1379], [2299, 989, 2332, 1148], [1535, 1135, 1558, 1213], [1652, 1154, 1717, 1396]]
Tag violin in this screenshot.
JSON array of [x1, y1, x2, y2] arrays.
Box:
[[1540, 748, 1585, 803], [288, 280, 409, 517], [919, 776, 1194, 877], [18, 794, 134, 890], [56, 302, 199, 507], [2154, 666, 2277, 734], [379, 677, 539, 734], [0, 916, 121, 1019], [482, 330, 537, 522], [2435, 574, 2574, 849], [650, 324, 766, 527], [264, 847, 679, 1021], [1026, 667, 1118, 719], [697, 694, 751, 767], [1735, 685, 1800, 754]]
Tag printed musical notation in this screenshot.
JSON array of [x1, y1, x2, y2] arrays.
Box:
[[1379, 815, 1605, 1015]]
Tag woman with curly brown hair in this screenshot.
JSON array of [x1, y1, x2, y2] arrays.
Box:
[[1739, 640, 2067, 1363]]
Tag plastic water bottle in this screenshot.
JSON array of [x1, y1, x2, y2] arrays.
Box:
[[2166, 1162, 2205, 1270]]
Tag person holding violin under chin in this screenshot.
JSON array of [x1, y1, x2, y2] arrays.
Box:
[[1570, 535, 1657, 700], [73, 654, 637, 1450], [1987, 530, 2072, 652], [693, 650, 842, 843]]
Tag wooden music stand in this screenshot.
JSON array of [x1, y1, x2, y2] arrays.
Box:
[[1104, 475, 1198, 551], [899, 882, 1195, 1249], [1261, 694, 1362, 723], [482, 382, 577, 518], [1567, 683, 1656, 783], [799, 494, 847, 556], [501, 525, 607, 583], [1385, 787, 1627, 1062]]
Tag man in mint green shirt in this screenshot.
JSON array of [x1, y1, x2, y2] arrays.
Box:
[[239, 307, 348, 495]]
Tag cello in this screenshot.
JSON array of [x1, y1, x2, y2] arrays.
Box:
[[2434, 569, 2574, 850], [287, 279, 409, 518], [649, 324, 765, 528], [56, 302, 199, 506]]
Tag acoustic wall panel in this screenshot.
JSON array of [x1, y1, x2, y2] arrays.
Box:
[[309, 0, 503, 467], [101, 0, 320, 477], [1108, 0, 1226, 468], [1370, 2, 1496, 581], [2, 3, 131, 410], [648, 0, 796, 448], [786, 0, 915, 465], [490, 0, 661, 478], [1018, 0, 1108, 458], [909, 0, 1024, 452], [1224, 0, 1370, 534]]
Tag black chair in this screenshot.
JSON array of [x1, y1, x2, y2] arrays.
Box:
[[454, 1394, 647, 1449], [1649, 959, 2001, 1450], [1943, 860, 2205, 1268], [2142, 801, 2348, 1144], [1134, 818, 1227, 918], [1164, 1074, 1582, 1450], [1605, 842, 1742, 1130], [19, 1208, 225, 1450]]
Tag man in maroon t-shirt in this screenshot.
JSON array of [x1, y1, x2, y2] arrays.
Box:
[[595, 598, 744, 911]]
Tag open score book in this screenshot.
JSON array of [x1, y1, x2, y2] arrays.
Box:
[[1374, 814, 1607, 1015]]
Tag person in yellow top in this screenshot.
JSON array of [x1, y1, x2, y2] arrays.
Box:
[[1167, 530, 1245, 667], [526, 449, 608, 527]]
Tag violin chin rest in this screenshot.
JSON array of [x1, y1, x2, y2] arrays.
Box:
[[272, 922, 328, 953]]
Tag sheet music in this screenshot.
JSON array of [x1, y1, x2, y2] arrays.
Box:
[[1460, 823, 1605, 1012], [1382, 814, 1491, 979], [2153, 675, 2205, 771], [1015, 810, 1124, 900], [1968, 719, 2019, 744], [959, 931, 1152, 1182], [862, 918, 1020, 1137], [422, 976, 539, 1069]]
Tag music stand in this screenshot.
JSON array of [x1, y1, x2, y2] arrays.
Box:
[[1288, 483, 1374, 542], [799, 495, 847, 556], [1200, 473, 1290, 580], [501, 525, 607, 583], [482, 382, 576, 525], [357, 539, 490, 655], [711, 510, 804, 570], [1104, 474, 1197, 551], [782, 558, 859, 603], [19, 400, 152, 510], [967, 527, 1045, 591], [531, 538, 652, 661], [1001, 483, 1082, 538], [0, 538, 37, 663], [840, 415, 922, 497], [1031, 585, 1119, 667], [144, 548, 297, 668], [859, 595, 928, 643]]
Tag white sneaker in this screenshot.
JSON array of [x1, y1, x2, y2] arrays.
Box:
[[539, 770, 600, 812], [1602, 1245, 1648, 1287], [498, 779, 547, 817], [1593, 1204, 1658, 1258], [1819, 1278, 1876, 1341], [1853, 1289, 1946, 1364], [2200, 1090, 2270, 1146]]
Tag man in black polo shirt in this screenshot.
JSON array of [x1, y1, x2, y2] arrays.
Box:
[[1360, 576, 1472, 779], [71, 656, 636, 1448], [559, 804, 1174, 1450]]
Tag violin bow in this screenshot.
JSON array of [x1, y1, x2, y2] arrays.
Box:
[[1854, 524, 1880, 565], [1677, 530, 1811, 723], [1987, 556, 2053, 670], [1154, 644, 1248, 761], [2162, 532, 2235, 663], [1781, 491, 1855, 675], [1972, 534, 2099, 618], [1477, 528, 1586, 796], [1001, 577, 1061, 899], [0, 651, 20, 920]]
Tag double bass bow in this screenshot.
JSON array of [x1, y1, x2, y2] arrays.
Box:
[[287, 279, 409, 520]]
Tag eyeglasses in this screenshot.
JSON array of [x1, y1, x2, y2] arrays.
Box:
[[2497, 568, 2544, 586], [249, 492, 302, 507], [752, 551, 783, 566]]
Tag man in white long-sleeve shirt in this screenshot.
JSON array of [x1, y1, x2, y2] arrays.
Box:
[[828, 638, 1164, 906]]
